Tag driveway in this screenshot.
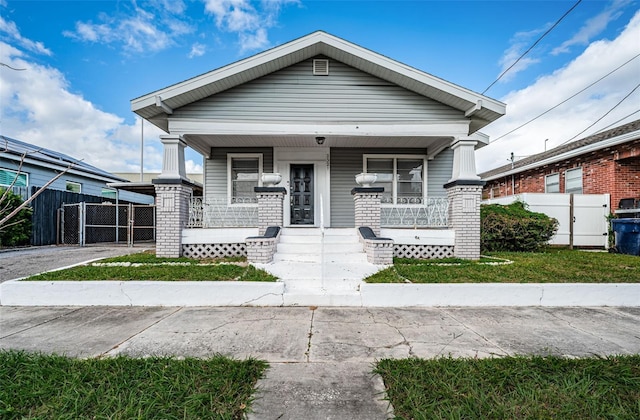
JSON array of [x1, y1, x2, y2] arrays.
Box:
[[0, 245, 151, 282]]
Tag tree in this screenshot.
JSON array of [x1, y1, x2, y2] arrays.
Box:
[[0, 141, 75, 241]]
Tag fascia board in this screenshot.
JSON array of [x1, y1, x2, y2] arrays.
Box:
[[482, 129, 640, 181]]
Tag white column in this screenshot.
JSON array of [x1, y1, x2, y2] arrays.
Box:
[[448, 138, 480, 183], [157, 134, 187, 180]]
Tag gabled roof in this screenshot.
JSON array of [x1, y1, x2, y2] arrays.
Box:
[[131, 31, 505, 134], [479, 119, 640, 181], [0, 135, 128, 182]]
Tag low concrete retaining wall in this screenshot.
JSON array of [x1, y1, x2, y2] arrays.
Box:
[[359, 283, 640, 307], [0, 280, 285, 306], [2, 280, 638, 307]]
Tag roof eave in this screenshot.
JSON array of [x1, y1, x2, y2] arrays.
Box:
[[131, 31, 505, 132]]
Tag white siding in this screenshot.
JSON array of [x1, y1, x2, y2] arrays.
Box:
[[173, 56, 463, 122]]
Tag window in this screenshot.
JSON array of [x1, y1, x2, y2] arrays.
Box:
[[102, 188, 117, 199], [364, 155, 425, 204], [565, 167, 583, 194], [545, 173, 560, 193], [228, 154, 262, 203], [66, 181, 82, 193], [0, 168, 28, 188]]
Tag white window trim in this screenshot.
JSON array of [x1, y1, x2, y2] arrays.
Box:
[[363, 154, 427, 205], [0, 167, 29, 188], [565, 167, 583, 194], [66, 181, 82, 193], [227, 153, 263, 205], [544, 173, 560, 193]]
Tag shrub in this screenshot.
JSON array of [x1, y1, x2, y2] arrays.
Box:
[[0, 188, 32, 247], [481, 201, 558, 252]]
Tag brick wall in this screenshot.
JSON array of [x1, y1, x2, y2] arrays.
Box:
[[154, 183, 192, 258], [483, 139, 640, 210], [447, 184, 482, 260], [352, 189, 382, 235]]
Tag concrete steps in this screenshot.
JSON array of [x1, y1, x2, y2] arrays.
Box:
[[257, 228, 386, 302]]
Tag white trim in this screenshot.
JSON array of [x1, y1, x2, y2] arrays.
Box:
[[363, 154, 427, 204], [169, 119, 471, 138], [565, 167, 583, 194], [65, 180, 82, 193], [544, 173, 560, 193], [227, 153, 263, 205], [275, 147, 330, 228]]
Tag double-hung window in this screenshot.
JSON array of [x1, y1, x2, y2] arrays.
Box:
[[228, 154, 262, 204], [364, 155, 425, 204], [565, 167, 583, 194], [545, 173, 560, 193]]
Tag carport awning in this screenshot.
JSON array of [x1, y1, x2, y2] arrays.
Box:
[[107, 182, 203, 197]]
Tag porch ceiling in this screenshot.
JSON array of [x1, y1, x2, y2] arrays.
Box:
[[185, 134, 453, 158]]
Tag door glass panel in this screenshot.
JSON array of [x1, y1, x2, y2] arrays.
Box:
[[290, 165, 314, 224]]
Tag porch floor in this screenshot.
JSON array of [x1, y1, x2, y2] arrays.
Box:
[[254, 228, 387, 305]]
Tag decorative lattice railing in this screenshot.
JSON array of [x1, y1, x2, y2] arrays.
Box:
[[381, 197, 449, 228], [187, 197, 258, 228]]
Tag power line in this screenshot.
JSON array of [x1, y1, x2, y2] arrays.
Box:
[[557, 82, 640, 146], [592, 109, 640, 133], [482, 0, 582, 94], [490, 53, 640, 143]]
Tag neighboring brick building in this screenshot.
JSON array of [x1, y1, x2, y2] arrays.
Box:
[[480, 119, 640, 212]]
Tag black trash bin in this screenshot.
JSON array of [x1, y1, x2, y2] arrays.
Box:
[[611, 218, 640, 256]]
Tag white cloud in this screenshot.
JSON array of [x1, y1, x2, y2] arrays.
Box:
[[188, 42, 207, 58], [552, 0, 630, 55], [0, 15, 52, 56], [0, 40, 165, 173], [63, 3, 193, 54], [477, 10, 640, 173], [203, 0, 299, 52]]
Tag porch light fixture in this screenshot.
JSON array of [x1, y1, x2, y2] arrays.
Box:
[[315, 136, 325, 145]]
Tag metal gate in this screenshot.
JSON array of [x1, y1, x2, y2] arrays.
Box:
[[59, 202, 156, 246]]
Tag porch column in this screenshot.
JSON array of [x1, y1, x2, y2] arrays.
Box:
[[445, 137, 484, 260], [157, 134, 187, 181], [153, 181, 193, 258], [255, 187, 286, 235], [352, 187, 384, 236]]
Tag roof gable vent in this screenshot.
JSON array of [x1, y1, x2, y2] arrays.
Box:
[[313, 59, 329, 76]]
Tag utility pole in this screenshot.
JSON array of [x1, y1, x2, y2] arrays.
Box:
[[140, 118, 144, 182]]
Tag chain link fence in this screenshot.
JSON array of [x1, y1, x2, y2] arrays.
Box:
[[60, 202, 155, 246]]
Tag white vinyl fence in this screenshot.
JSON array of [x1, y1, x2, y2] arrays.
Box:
[[483, 193, 610, 248]]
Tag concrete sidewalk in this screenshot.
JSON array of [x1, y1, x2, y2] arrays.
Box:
[[1, 306, 639, 419]]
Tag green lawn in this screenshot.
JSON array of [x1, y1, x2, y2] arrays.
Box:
[[366, 249, 640, 283], [26, 252, 277, 282], [0, 350, 268, 420], [375, 355, 640, 420]]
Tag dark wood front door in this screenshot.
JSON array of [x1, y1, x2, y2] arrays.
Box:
[[290, 164, 314, 225]]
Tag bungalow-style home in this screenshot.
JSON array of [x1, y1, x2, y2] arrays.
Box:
[[131, 31, 506, 265], [480, 119, 640, 213]]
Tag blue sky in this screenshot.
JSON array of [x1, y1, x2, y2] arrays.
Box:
[[1, 0, 639, 175]]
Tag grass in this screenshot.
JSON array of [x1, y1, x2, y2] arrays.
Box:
[[366, 248, 640, 283], [26, 252, 278, 282], [375, 355, 640, 420], [0, 350, 268, 420]]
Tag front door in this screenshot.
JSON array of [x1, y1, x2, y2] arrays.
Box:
[[290, 164, 314, 225]]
